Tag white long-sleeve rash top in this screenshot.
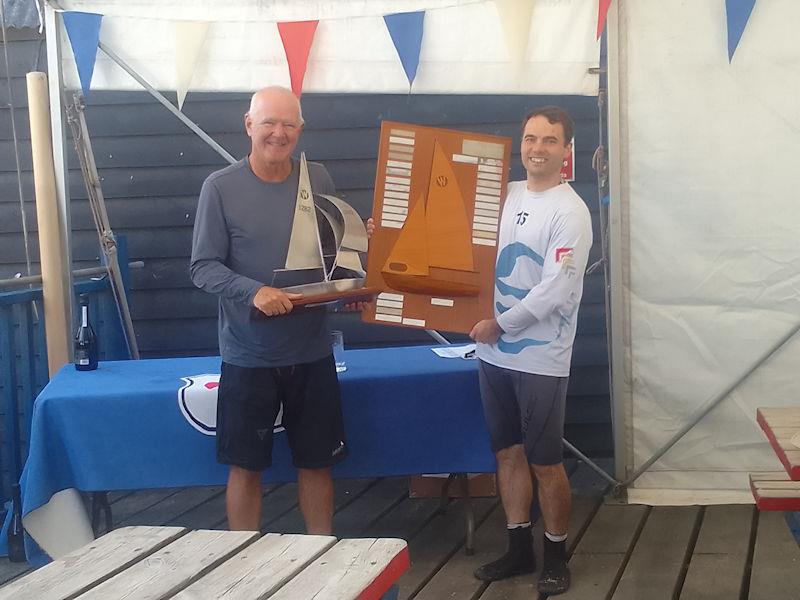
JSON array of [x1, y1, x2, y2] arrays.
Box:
[[476, 181, 593, 377]]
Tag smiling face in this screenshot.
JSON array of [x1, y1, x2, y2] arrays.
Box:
[[244, 87, 304, 180], [520, 115, 572, 192]]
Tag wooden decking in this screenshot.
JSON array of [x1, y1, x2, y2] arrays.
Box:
[[2, 463, 799, 599]]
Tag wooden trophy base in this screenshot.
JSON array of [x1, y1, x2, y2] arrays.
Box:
[[285, 278, 380, 308]]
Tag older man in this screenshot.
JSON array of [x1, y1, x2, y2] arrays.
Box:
[[470, 106, 592, 595], [190, 86, 350, 534]]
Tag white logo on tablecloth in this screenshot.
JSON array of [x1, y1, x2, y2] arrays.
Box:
[[177, 374, 284, 436]]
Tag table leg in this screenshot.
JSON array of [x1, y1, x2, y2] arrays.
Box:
[[91, 491, 113, 536], [438, 473, 457, 514], [457, 474, 476, 555], [435, 474, 477, 555], [786, 511, 800, 546]]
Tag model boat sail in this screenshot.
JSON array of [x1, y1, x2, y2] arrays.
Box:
[[271, 152, 376, 305], [381, 141, 480, 296]]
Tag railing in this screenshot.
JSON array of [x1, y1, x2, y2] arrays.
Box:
[[0, 240, 133, 511]]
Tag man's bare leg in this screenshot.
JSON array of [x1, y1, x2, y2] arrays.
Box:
[[298, 467, 334, 534], [474, 444, 536, 581], [497, 444, 534, 523], [532, 462, 571, 534], [226, 465, 263, 530]]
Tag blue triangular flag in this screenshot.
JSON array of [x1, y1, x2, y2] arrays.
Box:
[[383, 11, 425, 87], [726, 0, 756, 61], [62, 11, 103, 96]]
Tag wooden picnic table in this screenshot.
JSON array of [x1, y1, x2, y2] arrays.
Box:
[[0, 526, 409, 600], [750, 407, 800, 512]]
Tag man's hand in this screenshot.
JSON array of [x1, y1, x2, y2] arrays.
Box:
[[253, 286, 303, 317], [366, 217, 375, 239], [470, 318, 504, 344], [341, 298, 374, 312]]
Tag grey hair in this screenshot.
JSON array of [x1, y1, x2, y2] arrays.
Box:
[[248, 86, 305, 124]]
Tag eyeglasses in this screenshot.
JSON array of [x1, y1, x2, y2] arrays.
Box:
[[259, 120, 301, 132]]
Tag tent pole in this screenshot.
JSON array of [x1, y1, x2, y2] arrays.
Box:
[[606, 0, 631, 485], [97, 41, 237, 165], [622, 321, 800, 488], [562, 439, 618, 486], [44, 3, 74, 362]]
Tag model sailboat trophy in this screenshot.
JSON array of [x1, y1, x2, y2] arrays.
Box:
[[272, 152, 378, 306]]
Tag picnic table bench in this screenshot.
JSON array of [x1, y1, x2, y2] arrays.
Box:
[[0, 526, 409, 600]]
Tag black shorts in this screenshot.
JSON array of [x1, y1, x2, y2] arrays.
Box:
[[216, 354, 347, 471], [478, 360, 567, 466]]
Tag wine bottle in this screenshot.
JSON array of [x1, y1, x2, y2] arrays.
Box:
[[74, 293, 98, 371], [7, 484, 25, 562]]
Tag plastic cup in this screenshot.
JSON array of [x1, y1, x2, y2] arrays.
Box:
[[331, 330, 346, 373]]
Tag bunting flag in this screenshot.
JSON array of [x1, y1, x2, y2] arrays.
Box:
[[277, 20, 319, 97], [597, 0, 612, 40], [383, 11, 425, 88], [494, 0, 534, 64], [726, 0, 757, 61], [62, 11, 103, 96], [174, 21, 210, 110]]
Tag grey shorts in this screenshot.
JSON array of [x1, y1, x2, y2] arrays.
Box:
[[478, 360, 567, 465]]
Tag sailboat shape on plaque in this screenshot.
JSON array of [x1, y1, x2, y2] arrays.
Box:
[[271, 152, 378, 306], [381, 141, 480, 297]]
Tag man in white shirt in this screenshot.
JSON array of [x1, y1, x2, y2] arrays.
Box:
[[470, 106, 592, 595]]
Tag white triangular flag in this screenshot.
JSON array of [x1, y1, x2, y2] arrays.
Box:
[[494, 0, 534, 64], [174, 21, 209, 110]]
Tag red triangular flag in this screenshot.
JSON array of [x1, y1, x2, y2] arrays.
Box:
[[597, 0, 612, 40], [277, 20, 318, 97]]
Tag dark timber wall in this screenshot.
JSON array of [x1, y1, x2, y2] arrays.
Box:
[[0, 30, 611, 456]]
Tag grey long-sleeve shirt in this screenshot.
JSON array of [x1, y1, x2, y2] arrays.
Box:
[[190, 157, 336, 367]]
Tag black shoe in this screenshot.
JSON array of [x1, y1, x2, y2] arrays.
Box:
[[474, 525, 535, 581], [474, 550, 536, 581], [538, 536, 570, 595], [537, 559, 570, 595]]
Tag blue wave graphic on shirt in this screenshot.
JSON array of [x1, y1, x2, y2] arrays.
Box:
[[494, 242, 543, 300], [495, 301, 551, 351], [497, 337, 551, 354], [494, 244, 552, 353]]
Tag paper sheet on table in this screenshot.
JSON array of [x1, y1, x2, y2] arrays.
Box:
[[431, 344, 476, 359]]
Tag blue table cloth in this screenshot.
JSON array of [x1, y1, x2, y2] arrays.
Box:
[[2, 345, 495, 562]]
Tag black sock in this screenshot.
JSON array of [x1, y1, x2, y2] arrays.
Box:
[[473, 523, 536, 581], [539, 537, 570, 595]]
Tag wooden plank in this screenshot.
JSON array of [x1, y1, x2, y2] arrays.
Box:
[[680, 505, 753, 600], [173, 533, 335, 600], [757, 408, 800, 480], [0, 558, 32, 586], [264, 478, 378, 534], [611, 506, 699, 600], [334, 477, 409, 538], [110, 489, 183, 527], [552, 504, 648, 600], [78, 529, 258, 600], [116, 487, 224, 527], [413, 503, 508, 600], [478, 495, 602, 600], [749, 511, 800, 600], [270, 538, 410, 600], [750, 472, 800, 511], [360, 494, 442, 542], [0, 526, 187, 600], [396, 497, 497, 599]]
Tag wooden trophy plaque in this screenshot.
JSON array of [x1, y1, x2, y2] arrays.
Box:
[[362, 122, 512, 334]]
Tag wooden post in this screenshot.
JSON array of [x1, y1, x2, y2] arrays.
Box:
[[27, 72, 71, 376]]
